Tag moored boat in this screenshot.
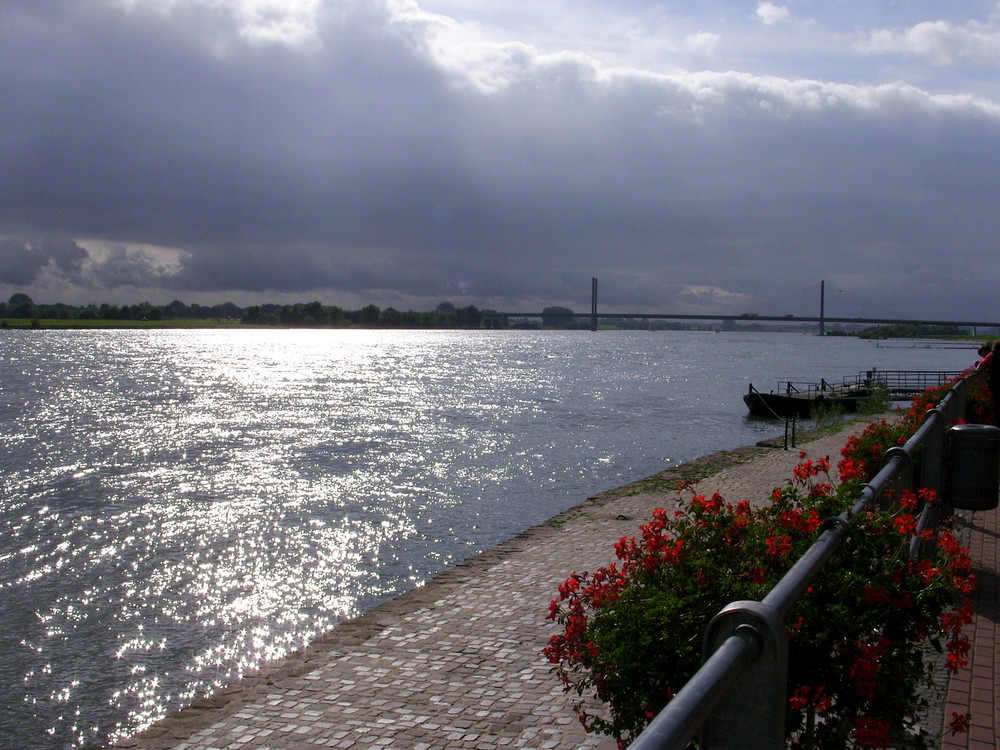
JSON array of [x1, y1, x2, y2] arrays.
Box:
[[743, 384, 867, 419], [743, 369, 964, 419]]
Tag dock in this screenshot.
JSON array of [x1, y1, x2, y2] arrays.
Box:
[[744, 369, 963, 419]]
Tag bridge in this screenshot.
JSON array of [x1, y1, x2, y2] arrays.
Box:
[[502, 311, 1000, 330], [503, 279, 1000, 332]]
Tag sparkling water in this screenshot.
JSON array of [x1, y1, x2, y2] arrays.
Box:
[[0, 328, 975, 748]]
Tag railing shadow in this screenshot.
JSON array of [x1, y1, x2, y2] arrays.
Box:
[[969, 566, 999, 626]]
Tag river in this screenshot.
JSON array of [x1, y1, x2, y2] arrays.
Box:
[[0, 328, 976, 749]]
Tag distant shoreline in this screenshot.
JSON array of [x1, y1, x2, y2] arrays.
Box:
[[1, 318, 248, 329], [0, 318, 990, 342]]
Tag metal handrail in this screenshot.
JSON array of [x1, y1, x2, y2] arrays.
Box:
[[628, 370, 980, 750], [761, 369, 964, 402]]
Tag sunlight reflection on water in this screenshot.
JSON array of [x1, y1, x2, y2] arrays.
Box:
[[0, 329, 975, 748]]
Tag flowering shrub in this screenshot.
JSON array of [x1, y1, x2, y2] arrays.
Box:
[[838, 369, 992, 488], [545, 373, 990, 749], [962, 375, 994, 425], [837, 417, 911, 485], [838, 368, 992, 487]]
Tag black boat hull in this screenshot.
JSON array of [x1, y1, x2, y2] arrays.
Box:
[[744, 390, 867, 419]]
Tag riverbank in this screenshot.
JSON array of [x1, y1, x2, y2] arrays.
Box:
[[113, 420, 904, 750], [108, 409, 1000, 750]]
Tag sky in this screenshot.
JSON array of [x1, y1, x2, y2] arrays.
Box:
[[1, 0, 999, 320]]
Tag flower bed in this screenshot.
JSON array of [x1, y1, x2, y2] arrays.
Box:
[[545, 373, 990, 749]]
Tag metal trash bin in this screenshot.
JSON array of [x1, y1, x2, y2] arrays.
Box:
[[948, 424, 1000, 511]]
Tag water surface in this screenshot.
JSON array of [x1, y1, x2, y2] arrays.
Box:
[[0, 329, 974, 749]]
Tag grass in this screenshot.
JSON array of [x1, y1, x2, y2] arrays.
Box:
[[809, 400, 848, 429], [857, 382, 892, 416]]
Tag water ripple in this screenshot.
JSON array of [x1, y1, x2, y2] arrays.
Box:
[[0, 329, 972, 749]]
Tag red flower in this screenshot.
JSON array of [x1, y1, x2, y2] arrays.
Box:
[[690, 492, 724, 513], [789, 685, 832, 712], [558, 574, 581, 599], [766, 534, 793, 558], [544, 372, 994, 747], [940, 602, 974, 636], [793, 459, 815, 484], [614, 535, 637, 561], [948, 712, 970, 734], [893, 514, 916, 537], [778, 507, 821, 533], [808, 482, 833, 499], [862, 585, 890, 605], [946, 635, 972, 673], [911, 558, 941, 584], [850, 637, 890, 702], [853, 717, 891, 748], [899, 490, 918, 510], [839, 457, 862, 482]]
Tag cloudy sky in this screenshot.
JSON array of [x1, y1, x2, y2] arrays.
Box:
[[1, 0, 999, 320]]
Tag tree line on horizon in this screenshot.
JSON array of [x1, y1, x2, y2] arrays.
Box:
[[1, 293, 976, 336], [0, 293, 591, 329]]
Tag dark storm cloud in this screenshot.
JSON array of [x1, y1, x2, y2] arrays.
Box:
[[0, 1, 457, 243], [0, 237, 88, 285], [1, 0, 999, 319]]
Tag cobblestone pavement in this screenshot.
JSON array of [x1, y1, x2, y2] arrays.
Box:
[[115, 421, 978, 750]]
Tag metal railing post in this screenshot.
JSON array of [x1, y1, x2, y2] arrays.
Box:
[[921, 408, 947, 497], [701, 602, 787, 750], [782, 418, 798, 451], [626, 628, 760, 750], [955, 382, 968, 421], [880, 446, 912, 510]]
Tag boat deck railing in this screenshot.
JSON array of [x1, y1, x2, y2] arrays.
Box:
[[778, 379, 855, 398], [856, 369, 964, 398], [774, 369, 962, 400]]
